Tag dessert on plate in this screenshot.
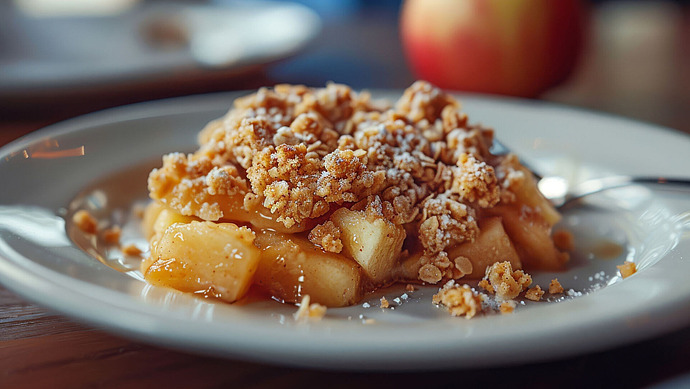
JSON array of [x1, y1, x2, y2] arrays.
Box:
[[140, 81, 569, 308]]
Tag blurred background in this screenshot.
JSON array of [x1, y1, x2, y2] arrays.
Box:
[[1, 0, 689, 142]]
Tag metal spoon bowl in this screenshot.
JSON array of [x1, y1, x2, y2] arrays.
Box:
[[491, 140, 690, 208]]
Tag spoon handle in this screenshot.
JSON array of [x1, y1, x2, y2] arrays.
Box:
[[563, 176, 690, 207]]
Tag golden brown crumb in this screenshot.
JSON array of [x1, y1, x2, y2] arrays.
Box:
[[294, 294, 327, 321], [453, 256, 473, 278], [433, 281, 483, 319], [379, 297, 390, 309], [494, 154, 527, 204], [482, 261, 532, 301], [525, 285, 545, 301], [478, 279, 494, 294], [549, 278, 565, 294], [73, 210, 98, 235], [102, 226, 121, 245], [122, 244, 143, 256], [308, 220, 343, 253], [418, 263, 443, 284], [451, 153, 500, 208], [405, 284, 416, 292], [499, 300, 517, 314], [553, 230, 575, 252], [617, 261, 637, 279]]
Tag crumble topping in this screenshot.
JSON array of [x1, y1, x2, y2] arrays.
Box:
[[73, 210, 98, 235], [432, 281, 484, 319], [146, 81, 531, 285], [379, 297, 390, 309], [525, 285, 545, 301], [308, 220, 343, 253], [480, 261, 532, 301], [494, 153, 527, 203], [617, 261, 637, 279], [549, 278, 565, 294], [294, 294, 327, 321], [451, 153, 500, 208], [500, 300, 517, 314]]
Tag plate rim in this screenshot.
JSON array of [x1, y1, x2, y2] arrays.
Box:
[[1, 90, 690, 370]]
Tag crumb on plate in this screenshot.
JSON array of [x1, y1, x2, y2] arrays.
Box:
[[499, 300, 517, 314], [294, 294, 327, 321], [73, 210, 98, 235], [379, 297, 390, 309], [549, 278, 564, 294], [432, 280, 483, 319], [525, 285, 544, 301], [481, 261, 532, 301], [617, 261, 637, 279]]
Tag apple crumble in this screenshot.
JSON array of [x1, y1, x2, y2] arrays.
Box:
[[141, 81, 570, 309]]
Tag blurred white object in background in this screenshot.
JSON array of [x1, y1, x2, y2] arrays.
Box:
[[14, 0, 139, 17], [189, 3, 321, 67], [1, 0, 321, 95]]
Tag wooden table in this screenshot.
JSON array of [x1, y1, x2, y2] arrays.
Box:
[[2, 2, 690, 387]]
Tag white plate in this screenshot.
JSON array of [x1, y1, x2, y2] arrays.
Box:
[[0, 1, 320, 93], [1, 91, 690, 371]]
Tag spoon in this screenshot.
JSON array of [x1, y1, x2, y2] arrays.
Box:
[[490, 140, 690, 208]]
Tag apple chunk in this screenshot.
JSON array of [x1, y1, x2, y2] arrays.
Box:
[[512, 166, 561, 226], [253, 230, 362, 307], [489, 205, 569, 270], [143, 221, 260, 303], [330, 208, 406, 284], [447, 217, 521, 278]]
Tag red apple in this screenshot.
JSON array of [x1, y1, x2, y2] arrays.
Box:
[[400, 0, 587, 97]]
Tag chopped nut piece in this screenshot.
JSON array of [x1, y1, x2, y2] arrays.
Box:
[[549, 278, 565, 294], [102, 226, 121, 245], [294, 295, 327, 321], [73, 210, 98, 235], [525, 285, 545, 301], [553, 230, 575, 251], [482, 261, 532, 301], [433, 281, 483, 319], [499, 300, 517, 314], [379, 297, 390, 309], [617, 261, 637, 279], [122, 244, 143, 256], [405, 284, 416, 292]]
